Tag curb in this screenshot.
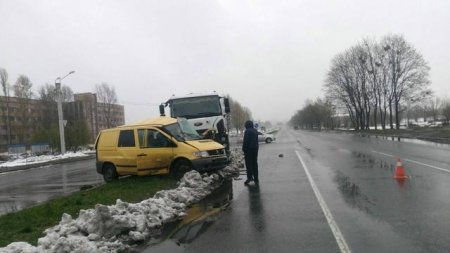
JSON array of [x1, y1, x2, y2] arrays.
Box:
[[0, 155, 96, 174]]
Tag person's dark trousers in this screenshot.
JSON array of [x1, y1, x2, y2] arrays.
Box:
[[244, 149, 259, 181]]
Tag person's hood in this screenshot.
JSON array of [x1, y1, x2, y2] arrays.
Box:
[[245, 120, 254, 129]]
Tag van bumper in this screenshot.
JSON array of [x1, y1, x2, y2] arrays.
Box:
[[192, 156, 228, 172]]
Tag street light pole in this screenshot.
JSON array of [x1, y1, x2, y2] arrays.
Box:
[[55, 71, 75, 154]]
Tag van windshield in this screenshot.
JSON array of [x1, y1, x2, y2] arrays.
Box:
[[163, 118, 201, 141]]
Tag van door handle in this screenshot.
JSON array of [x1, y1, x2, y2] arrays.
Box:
[[137, 153, 147, 157]]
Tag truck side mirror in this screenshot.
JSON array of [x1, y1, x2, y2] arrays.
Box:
[[159, 104, 165, 116], [224, 98, 230, 113]]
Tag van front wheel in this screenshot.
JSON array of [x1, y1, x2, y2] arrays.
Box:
[[171, 160, 193, 179], [103, 164, 118, 182]]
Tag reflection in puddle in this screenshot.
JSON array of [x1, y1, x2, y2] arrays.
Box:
[[351, 151, 395, 173], [140, 180, 233, 252], [334, 171, 375, 213]]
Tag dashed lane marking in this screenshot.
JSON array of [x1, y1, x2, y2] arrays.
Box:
[[295, 150, 351, 253], [372, 150, 450, 174]]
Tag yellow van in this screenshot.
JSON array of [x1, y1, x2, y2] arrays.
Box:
[[95, 117, 228, 182]]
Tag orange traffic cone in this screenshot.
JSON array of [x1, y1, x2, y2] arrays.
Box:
[[394, 158, 408, 180]]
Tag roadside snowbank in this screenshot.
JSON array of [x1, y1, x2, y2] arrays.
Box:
[[0, 152, 90, 168], [0, 149, 242, 253]]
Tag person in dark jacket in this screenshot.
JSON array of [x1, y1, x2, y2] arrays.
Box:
[[242, 120, 259, 185]]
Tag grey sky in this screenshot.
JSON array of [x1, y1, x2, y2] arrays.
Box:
[[1, 0, 449, 123]]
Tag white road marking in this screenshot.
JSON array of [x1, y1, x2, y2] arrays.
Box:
[[295, 150, 351, 253], [372, 150, 450, 174]]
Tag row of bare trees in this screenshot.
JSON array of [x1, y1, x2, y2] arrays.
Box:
[[407, 96, 450, 124], [289, 99, 335, 130], [325, 34, 431, 130], [0, 67, 118, 150]]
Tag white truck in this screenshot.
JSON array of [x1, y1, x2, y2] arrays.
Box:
[[159, 92, 231, 156]]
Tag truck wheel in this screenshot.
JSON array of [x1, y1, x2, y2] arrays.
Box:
[[103, 164, 118, 182], [171, 160, 193, 179], [265, 138, 272, 143]]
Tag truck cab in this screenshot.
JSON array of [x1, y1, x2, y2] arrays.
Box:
[[159, 93, 231, 156]]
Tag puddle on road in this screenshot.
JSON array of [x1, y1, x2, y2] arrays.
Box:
[[350, 151, 424, 181], [334, 151, 424, 214], [351, 151, 396, 173], [138, 180, 233, 252], [334, 171, 376, 213]]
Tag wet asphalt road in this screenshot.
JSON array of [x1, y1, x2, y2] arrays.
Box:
[[1, 127, 449, 252], [0, 158, 102, 215], [145, 127, 450, 253]]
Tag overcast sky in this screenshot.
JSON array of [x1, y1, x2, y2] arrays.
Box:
[[1, 0, 449, 123]]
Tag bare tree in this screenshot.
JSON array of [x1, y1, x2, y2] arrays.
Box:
[[38, 84, 73, 103], [13, 75, 34, 143], [381, 35, 431, 129], [0, 68, 12, 145], [13, 75, 33, 98], [95, 82, 118, 128], [324, 34, 430, 130], [425, 96, 442, 121], [442, 98, 450, 125], [325, 49, 368, 130], [229, 97, 252, 133]]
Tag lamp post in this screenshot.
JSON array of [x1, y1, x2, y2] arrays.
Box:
[[55, 71, 75, 154]]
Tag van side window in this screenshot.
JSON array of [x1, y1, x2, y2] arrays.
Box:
[[118, 130, 135, 147], [138, 129, 173, 148]]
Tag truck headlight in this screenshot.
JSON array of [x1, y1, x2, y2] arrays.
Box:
[[193, 151, 209, 158]]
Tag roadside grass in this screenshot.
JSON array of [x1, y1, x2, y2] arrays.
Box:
[[0, 176, 176, 247]]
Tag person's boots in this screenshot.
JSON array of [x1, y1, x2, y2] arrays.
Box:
[[244, 179, 252, 185]]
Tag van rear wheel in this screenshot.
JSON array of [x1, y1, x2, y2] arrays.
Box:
[[171, 160, 193, 179], [103, 164, 118, 182]]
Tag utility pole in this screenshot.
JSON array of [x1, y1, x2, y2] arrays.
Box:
[[55, 71, 75, 154]]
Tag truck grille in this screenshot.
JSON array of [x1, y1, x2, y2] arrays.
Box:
[[207, 149, 225, 156]]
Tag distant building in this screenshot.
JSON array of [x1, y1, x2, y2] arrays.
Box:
[[0, 93, 125, 151], [65, 93, 125, 142], [0, 96, 41, 148]]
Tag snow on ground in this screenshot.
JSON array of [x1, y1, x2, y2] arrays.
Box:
[[0, 152, 90, 168], [0, 149, 243, 253]]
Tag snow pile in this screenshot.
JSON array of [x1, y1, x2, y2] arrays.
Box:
[[0, 152, 89, 168], [0, 151, 243, 253], [229, 147, 245, 170]]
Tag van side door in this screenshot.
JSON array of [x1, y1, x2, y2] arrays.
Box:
[[116, 129, 139, 175], [136, 128, 175, 175]]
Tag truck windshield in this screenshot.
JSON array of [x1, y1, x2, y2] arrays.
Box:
[[170, 96, 221, 119], [162, 118, 201, 141]]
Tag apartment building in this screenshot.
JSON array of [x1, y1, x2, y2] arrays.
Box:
[[0, 93, 125, 150]]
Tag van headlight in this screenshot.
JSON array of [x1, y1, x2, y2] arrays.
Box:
[[193, 151, 209, 158]]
